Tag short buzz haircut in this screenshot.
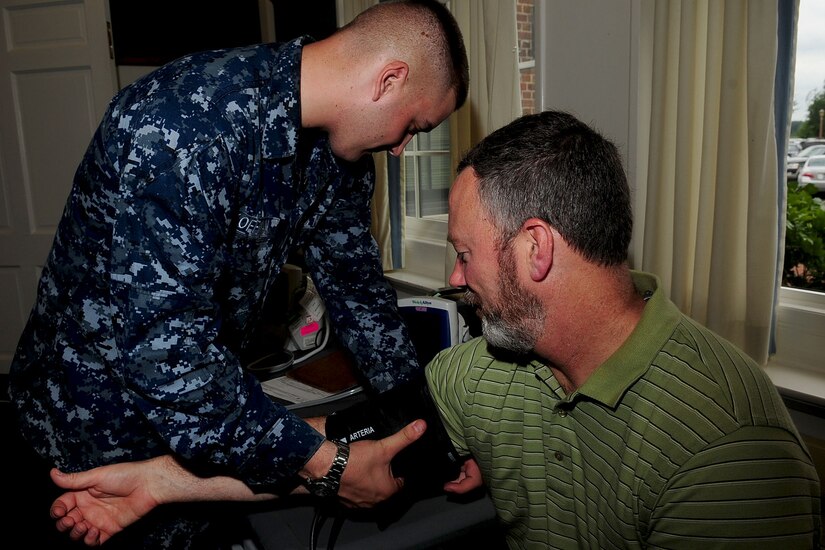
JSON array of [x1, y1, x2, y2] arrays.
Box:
[[457, 111, 633, 266], [342, 0, 469, 109]]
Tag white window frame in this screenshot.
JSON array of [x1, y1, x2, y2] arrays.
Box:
[[386, 191, 451, 294], [387, 216, 449, 294], [403, 132, 452, 219], [766, 287, 825, 400], [386, 120, 455, 293]]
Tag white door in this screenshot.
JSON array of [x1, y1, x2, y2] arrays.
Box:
[[0, 0, 117, 373]]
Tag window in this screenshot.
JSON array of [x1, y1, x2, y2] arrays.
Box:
[[404, 120, 452, 220], [768, 0, 825, 397], [109, 1, 263, 66], [388, 121, 453, 290]]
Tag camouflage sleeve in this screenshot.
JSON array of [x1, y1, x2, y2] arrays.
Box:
[[109, 132, 323, 490], [304, 164, 421, 393]]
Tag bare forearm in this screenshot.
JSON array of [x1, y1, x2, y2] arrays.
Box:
[[157, 417, 328, 503], [151, 455, 276, 504]]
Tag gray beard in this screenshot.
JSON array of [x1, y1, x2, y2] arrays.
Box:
[[466, 248, 545, 355], [480, 314, 538, 355]]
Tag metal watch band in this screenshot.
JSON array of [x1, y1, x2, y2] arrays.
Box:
[[305, 439, 350, 498]]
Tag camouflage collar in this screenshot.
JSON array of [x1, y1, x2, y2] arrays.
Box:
[[261, 36, 314, 161]]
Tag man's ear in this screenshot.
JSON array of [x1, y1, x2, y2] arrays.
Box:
[[523, 219, 553, 282], [372, 61, 409, 102]]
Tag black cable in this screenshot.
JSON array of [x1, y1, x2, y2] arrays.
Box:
[[310, 504, 324, 550], [328, 512, 346, 549], [310, 502, 348, 550]]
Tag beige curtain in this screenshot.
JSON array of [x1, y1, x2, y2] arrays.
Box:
[[443, 0, 522, 281], [450, 0, 522, 153], [369, 152, 399, 271], [335, 0, 376, 27], [632, 0, 781, 364]]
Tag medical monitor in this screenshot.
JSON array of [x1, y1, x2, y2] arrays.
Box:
[[397, 296, 465, 367]]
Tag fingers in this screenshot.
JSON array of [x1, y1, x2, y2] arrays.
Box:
[[82, 525, 102, 546], [69, 518, 90, 541], [66, 518, 102, 546], [443, 458, 483, 494], [443, 477, 479, 493], [337, 422, 426, 508], [50, 491, 78, 520], [54, 513, 76, 533], [50, 499, 69, 520], [52, 496, 87, 534], [50, 467, 96, 491], [52, 495, 108, 546], [381, 419, 426, 459]]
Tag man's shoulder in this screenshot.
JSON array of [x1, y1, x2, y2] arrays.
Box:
[[644, 314, 796, 433], [426, 337, 536, 386], [100, 41, 306, 173], [108, 41, 301, 129], [428, 337, 491, 369], [131, 41, 298, 96]]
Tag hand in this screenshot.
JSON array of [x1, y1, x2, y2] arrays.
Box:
[[443, 458, 483, 494], [49, 455, 275, 546], [337, 419, 426, 508], [49, 457, 167, 546]]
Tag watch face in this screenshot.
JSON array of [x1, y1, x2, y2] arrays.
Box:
[[310, 480, 335, 498]]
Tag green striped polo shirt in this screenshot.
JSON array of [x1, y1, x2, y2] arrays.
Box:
[[426, 272, 821, 549]]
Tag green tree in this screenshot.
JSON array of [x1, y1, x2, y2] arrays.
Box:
[[784, 181, 825, 290], [795, 81, 825, 138]]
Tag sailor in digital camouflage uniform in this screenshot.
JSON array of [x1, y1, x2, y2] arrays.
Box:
[[9, 1, 468, 546]]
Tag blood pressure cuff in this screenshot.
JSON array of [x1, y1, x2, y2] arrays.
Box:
[[325, 376, 467, 495]]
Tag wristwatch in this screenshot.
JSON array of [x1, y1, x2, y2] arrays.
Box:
[[304, 439, 350, 498]]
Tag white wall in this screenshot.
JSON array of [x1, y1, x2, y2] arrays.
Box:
[[535, 0, 637, 172], [535, 0, 643, 265]]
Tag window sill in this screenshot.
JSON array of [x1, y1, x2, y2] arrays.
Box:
[[384, 229, 449, 298], [765, 362, 825, 403], [765, 287, 825, 399], [385, 270, 444, 298], [768, 286, 825, 402]]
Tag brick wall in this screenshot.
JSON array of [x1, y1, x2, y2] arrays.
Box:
[[517, 0, 536, 115]]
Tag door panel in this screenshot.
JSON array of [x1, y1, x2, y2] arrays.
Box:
[[0, 0, 116, 372]]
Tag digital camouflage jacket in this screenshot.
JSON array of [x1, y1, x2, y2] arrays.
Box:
[[10, 38, 420, 492]]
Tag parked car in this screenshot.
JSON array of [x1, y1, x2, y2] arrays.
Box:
[[798, 155, 825, 193], [800, 138, 825, 149], [787, 144, 825, 180]]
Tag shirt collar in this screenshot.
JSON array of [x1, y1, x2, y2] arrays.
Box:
[[261, 36, 313, 161], [572, 271, 682, 408]]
